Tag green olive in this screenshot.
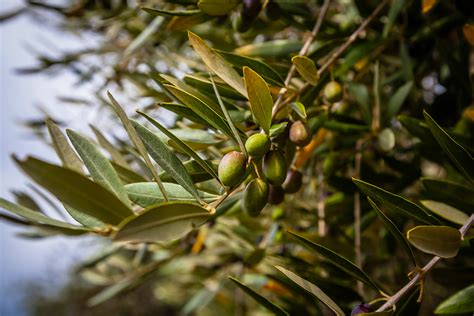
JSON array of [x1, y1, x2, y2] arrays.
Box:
[[282, 169, 303, 193], [245, 133, 271, 158], [289, 120, 311, 147], [218, 151, 246, 187], [242, 178, 269, 216], [323, 81, 343, 103], [268, 185, 284, 205], [262, 149, 287, 185]]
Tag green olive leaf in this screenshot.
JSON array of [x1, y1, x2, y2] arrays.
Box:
[[114, 202, 211, 243], [420, 200, 469, 225], [291, 56, 319, 85], [435, 284, 474, 314], [407, 225, 461, 258], [243, 66, 274, 134]]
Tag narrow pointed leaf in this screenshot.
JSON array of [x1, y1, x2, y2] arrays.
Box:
[[421, 178, 474, 212], [435, 284, 474, 314], [114, 202, 211, 243], [407, 225, 461, 258], [141, 7, 201, 16], [107, 92, 169, 200], [288, 231, 381, 292], [353, 178, 439, 224], [165, 85, 234, 139], [188, 31, 247, 97], [386, 81, 413, 119], [243, 66, 273, 134], [217, 50, 284, 86], [90, 125, 129, 168], [67, 129, 131, 207], [424, 111, 474, 182], [131, 121, 201, 202], [228, 277, 289, 316], [159, 159, 218, 184], [137, 111, 220, 183], [292, 56, 319, 85], [0, 198, 88, 232], [45, 119, 83, 173], [125, 182, 218, 207], [368, 197, 416, 265], [14, 156, 133, 225], [420, 200, 469, 225], [275, 266, 344, 316]]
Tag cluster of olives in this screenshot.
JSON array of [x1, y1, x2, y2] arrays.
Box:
[[218, 119, 312, 216]]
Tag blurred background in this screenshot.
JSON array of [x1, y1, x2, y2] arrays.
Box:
[[1, 1, 101, 314]]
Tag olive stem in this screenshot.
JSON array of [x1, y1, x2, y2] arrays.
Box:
[[354, 139, 364, 296], [375, 214, 474, 312], [271, 0, 331, 119]]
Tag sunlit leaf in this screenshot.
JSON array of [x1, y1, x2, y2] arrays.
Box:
[[114, 202, 211, 243], [14, 156, 133, 225], [90, 125, 129, 168], [291, 56, 319, 85], [45, 119, 83, 173], [188, 31, 247, 97], [243, 66, 273, 134], [407, 226, 461, 258], [131, 121, 201, 203], [67, 129, 131, 207], [420, 200, 469, 225]]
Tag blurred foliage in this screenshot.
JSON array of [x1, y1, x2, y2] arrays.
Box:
[[1, 0, 474, 315]]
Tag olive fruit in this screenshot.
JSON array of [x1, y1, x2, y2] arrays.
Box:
[[268, 185, 284, 205], [351, 303, 373, 316], [262, 149, 287, 185], [289, 120, 311, 147], [282, 169, 303, 193], [218, 151, 246, 187], [323, 81, 343, 103], [245, 133, 271, 158], [242, 178, 269, 216], [243, 0, 262, 17]]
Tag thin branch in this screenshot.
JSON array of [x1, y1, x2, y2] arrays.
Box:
[[272, 0, 331, 118], [376, 214, 474, 312], [354, 139, 364, 296]]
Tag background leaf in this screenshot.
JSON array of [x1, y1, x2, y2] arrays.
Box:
[[243, 66, 273, 134], [435, 284, 474, 314]]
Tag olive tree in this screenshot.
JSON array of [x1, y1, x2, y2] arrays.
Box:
[[1, 0, 473, 315]]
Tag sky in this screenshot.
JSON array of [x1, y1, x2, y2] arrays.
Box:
[[0, 1, 104, 314]]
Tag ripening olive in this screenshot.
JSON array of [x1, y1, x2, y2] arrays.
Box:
[[262, 149, 287, 185], [351, 303, 373, 316], [245, 133, 271, 158], [242, 178, 269, 216], [282, 169, 303, 193], [289, 120, 311, 147], [268, 185, 284, 205], [323, 81, 343, 103], [218, 151, 246, 187]]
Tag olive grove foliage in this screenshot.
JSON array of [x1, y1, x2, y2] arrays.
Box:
[[1, 0, 474, 315]]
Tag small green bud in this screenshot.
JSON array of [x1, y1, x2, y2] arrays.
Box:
[[245, 133, 271, 158], [323, 81, 343, 103], [218, 151, 246, 187], [289, 120, 311, 147], [268, 185, 284, 205], [242, 178, 269, 216], [262, 149, 287, 185], [282, 169, 303, 194]]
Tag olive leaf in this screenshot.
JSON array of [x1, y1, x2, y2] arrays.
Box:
[[275, 266, 344, 316], [435, 284, 474, 314], [131, 120, 202, 203], [188, 31, 247, 97], [291, 56, 319, 85], [228, 277, 289, 316], [407, 225, 461, 258], [420, 200, 469, 225], [45, 119, 83, 173], [243, 66, 274, 134], [14, 156, 133, 225], [114, 202, 211, 243], [141, 7, 201, 17]]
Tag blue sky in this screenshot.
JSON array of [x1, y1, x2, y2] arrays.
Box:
[[0, 1, 103, 314]]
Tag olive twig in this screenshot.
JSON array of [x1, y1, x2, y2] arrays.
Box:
[[375, 214, 474, 312]]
